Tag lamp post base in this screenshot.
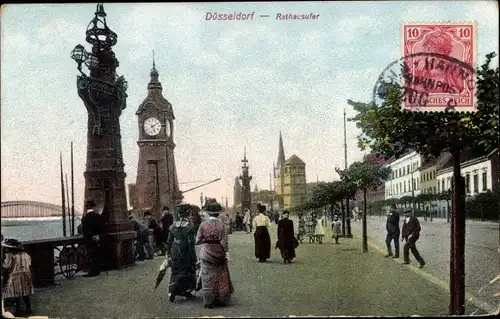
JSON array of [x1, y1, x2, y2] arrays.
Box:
[[101, 229, 136, 270]]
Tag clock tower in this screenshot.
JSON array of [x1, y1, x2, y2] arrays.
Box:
[[132, 56, 182, 219]]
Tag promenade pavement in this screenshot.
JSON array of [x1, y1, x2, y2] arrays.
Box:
[[350, 216, 499, 314], [25, 221, 486, 318]]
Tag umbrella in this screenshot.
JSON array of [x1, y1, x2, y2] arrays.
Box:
[[154, 257, 171, 291]]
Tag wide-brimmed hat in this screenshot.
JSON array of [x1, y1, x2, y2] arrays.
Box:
[[85, 199, 96, 208], [204, 198, 222, 213], [2, 239, 24, 250], [403, 208, 413, 214], [258, 204, 266, 213]]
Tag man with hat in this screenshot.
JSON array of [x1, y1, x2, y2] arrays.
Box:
[[385, 203, 400, 258], [196, 198, 233, 308], [166, 202, 197, 302], [401, 208, 426, 268], [81, 199, 105, 277]]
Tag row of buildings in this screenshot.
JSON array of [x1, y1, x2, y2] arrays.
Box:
[[357, 148, 499, 217]]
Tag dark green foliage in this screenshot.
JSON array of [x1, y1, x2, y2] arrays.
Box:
[[465, 190, 500, 221]]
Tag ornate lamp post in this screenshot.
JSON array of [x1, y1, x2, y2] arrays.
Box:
[[71, 3, 135, 269]]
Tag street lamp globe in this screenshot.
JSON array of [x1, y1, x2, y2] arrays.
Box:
[[85, 53, 99, 69], [71, 44, 88, 65]]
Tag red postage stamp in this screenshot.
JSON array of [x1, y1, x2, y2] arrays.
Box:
[[402, 22, 477, 112]]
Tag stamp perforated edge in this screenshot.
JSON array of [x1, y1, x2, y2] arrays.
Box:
[[400, 21, 479, 113]]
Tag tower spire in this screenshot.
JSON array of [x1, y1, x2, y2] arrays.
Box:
[[148, 50, 161, 89], [277, 131, 286, 168]]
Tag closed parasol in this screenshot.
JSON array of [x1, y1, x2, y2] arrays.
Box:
[[154, 256, 171, 291]]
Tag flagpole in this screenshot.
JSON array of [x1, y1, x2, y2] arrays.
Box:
[[60, 152, 67, 237], [71, 141, 75, 236], [65, 173, 71, 234]]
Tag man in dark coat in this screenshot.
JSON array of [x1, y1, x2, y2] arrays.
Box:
[[401, 209, 426, 268], [81, 199, 105, 277], [160, 206, 174, 245], [385, 204, 400, 258], [276, 210, 297, 264]]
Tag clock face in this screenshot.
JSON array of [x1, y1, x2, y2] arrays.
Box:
[[143, 117, 161, 136]]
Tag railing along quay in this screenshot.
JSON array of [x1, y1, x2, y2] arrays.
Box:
[[17, 236, 88, 288]]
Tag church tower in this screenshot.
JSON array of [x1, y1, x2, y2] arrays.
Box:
[[132, 54, 183, 219], [274, 131, 286, 209], [233, 176, 242, 207], [239, 147, 252, 212]]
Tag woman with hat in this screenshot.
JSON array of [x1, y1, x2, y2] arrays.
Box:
[[166, 203, 198, 302], [2, 239, 34, 316], [196, 198, 234, 309], [252, 204, 272, 262], [276, 210, 298, 264]]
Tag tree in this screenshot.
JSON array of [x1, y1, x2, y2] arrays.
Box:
[[338, 161, 391, 252], [348, 52, 499, 315], [334, 169, 359, 237]]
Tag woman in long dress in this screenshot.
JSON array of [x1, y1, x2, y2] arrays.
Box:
[[2, 239, 34, 316], [166, 204, 197, 302], [276, 211, 298, 264], [252, 204, 272, 262], [314, 214, 325, 244], [196, 198, 234, 309], [331, 215, 342, 244]]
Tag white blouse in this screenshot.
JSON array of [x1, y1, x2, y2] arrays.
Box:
[[252, 213, 271, 228]]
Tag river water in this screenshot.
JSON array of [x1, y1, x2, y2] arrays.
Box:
[[1, 218, 82, 242]]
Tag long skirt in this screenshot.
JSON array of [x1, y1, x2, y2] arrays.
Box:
[[254, 226, 271, 261], [169, 256, 196, 296], [3, 272, 34, 299], [199, 246, 234, 306]]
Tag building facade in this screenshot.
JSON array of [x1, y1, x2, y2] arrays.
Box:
[[384, 151, 422, 200], [435, 149, 499, 215], [273, 132, 307, 211]]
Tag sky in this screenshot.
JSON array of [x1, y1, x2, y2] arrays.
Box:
[[1, 1, 498, 213]]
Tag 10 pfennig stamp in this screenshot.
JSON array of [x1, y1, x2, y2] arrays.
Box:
[[402, 22, 477, 112]]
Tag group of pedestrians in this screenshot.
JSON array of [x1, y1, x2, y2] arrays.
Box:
[[385, 204, 426, 268], [252, 205, 299, 264], [165, 198, 233, 309]]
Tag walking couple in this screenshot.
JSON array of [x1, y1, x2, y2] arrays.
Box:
[[165, 199, 234, 309], [253, 205, 298, 264]]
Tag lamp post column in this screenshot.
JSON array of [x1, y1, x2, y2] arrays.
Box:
[[71, 3, 135, 269]]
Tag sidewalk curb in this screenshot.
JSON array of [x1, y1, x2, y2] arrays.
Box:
[[362, 236, 498, 315]]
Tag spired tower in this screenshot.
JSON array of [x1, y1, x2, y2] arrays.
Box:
[[274, 131, 286, 209], [132, 54, 183, 219], [233, 176, 242, 207], [239, 147, 252, 212]]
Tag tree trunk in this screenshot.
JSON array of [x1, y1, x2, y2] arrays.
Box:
[[450, 150, 466, 315], [362, 188, 368, 253], [346, 198, 352, 237], [341, 199, 346, 237]]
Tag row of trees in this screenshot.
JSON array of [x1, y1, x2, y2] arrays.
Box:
[[347, 52, 499, 315], [293, 161, 392, 252]]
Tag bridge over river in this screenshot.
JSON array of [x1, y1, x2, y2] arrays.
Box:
[[1, 201, 81, 218]]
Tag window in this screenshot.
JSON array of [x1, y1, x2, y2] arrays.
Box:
[[465, 174, 470, 193], [404, 181, 407, 193], [412, 178, 416, 190], [442, 179, 445, 191], [473, 174, 479, 193], [447, 177, 451, 190], [433, 186, 436, 194], [407, 164, 410, 174], [482, 171, 487, 191], [399, 168, 402, 176], [438, 181, 441, 193]]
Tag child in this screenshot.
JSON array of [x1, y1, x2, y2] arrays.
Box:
[[2, 239, 34, 316], [331, 215, 342, 244]]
